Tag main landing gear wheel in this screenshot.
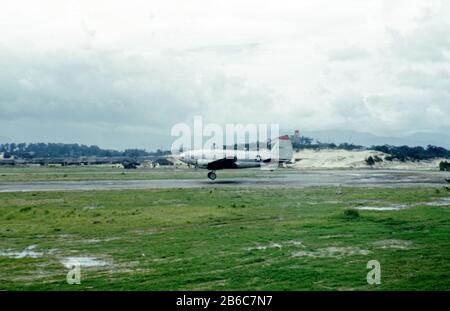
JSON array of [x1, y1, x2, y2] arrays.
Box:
[[207, 171, 217, 180]]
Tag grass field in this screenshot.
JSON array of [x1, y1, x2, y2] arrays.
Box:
[[0, 166, 279, 182], [0, 186, 449, 290]]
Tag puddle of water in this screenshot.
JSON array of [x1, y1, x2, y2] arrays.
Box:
[[373, 239, 412, 249], [356, 198, 450, 211], [245, 240, 303, 251], [82, 205, 104, 210], [422, 197, 450, 207], [355, 204, 408, 211], [60, 256, 110, 268], [0, 245, 42, 259], [58, 234, 75, 239], [83, 237, 120, 244], [319, 234, 353, 240], [292, 246, 370, 258], [246, 242, 282, 251], [306, 201, 340, 205], [84, 239, 102, 244], [285, 240, 304, 246]]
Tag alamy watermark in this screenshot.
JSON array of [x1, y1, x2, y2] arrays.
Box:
[[170, 116, 281, 168], [66, 261, 81, 285], [367, 260, 381, 285]]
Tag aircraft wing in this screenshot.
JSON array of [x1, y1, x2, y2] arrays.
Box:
[[206, 157, 238, 170]]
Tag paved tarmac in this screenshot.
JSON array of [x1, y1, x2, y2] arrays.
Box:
[[1, 169, 449, 192]]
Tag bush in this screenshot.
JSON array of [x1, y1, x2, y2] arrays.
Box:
[[372, 144, 450, 162], [344, 209, 360, 219], [365, 156, 375, 166], [439, 161, 450, 171], [373, 155, 383, 162]]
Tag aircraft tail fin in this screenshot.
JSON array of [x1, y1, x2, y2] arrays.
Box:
[[270, 135, 293, 163]]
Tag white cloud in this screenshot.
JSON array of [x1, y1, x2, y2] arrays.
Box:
[[0, 0, 449, 148]]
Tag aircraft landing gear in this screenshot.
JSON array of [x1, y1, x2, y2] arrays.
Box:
[[207, 171, 217, 180]]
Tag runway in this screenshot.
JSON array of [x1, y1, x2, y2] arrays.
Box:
[[0, 169, 449, 192]]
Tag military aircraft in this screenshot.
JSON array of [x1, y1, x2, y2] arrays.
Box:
[[178, 135, 293, 180]]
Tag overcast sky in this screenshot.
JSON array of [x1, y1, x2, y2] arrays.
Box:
[[1, 0, 449, 150]]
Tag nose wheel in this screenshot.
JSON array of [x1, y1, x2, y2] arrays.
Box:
[[207, 171, 217, 180]]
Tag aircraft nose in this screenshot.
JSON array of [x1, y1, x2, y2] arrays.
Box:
[[179, 153, 188, 163]]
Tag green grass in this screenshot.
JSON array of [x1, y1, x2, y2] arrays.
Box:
[[0, 166, 285, 182], [0, 187, 449, 290]]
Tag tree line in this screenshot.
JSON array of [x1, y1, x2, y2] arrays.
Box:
[[1, 140, 449, 161], [371, 145, 450, 161], [0, 143, 168, 159], [291, 136, 364, 151]]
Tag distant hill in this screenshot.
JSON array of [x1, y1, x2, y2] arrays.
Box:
[[292, 149, 448, 170], [301, 130, 450, 149]]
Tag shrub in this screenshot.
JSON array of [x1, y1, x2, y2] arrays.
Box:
[[439, 161, 450, 171], [373, 155, 383, 162], [344, 209, 360, 219], [365, 156, 375, 166]]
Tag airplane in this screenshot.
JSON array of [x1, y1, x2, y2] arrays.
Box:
[[178, 135, 294, 180]]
